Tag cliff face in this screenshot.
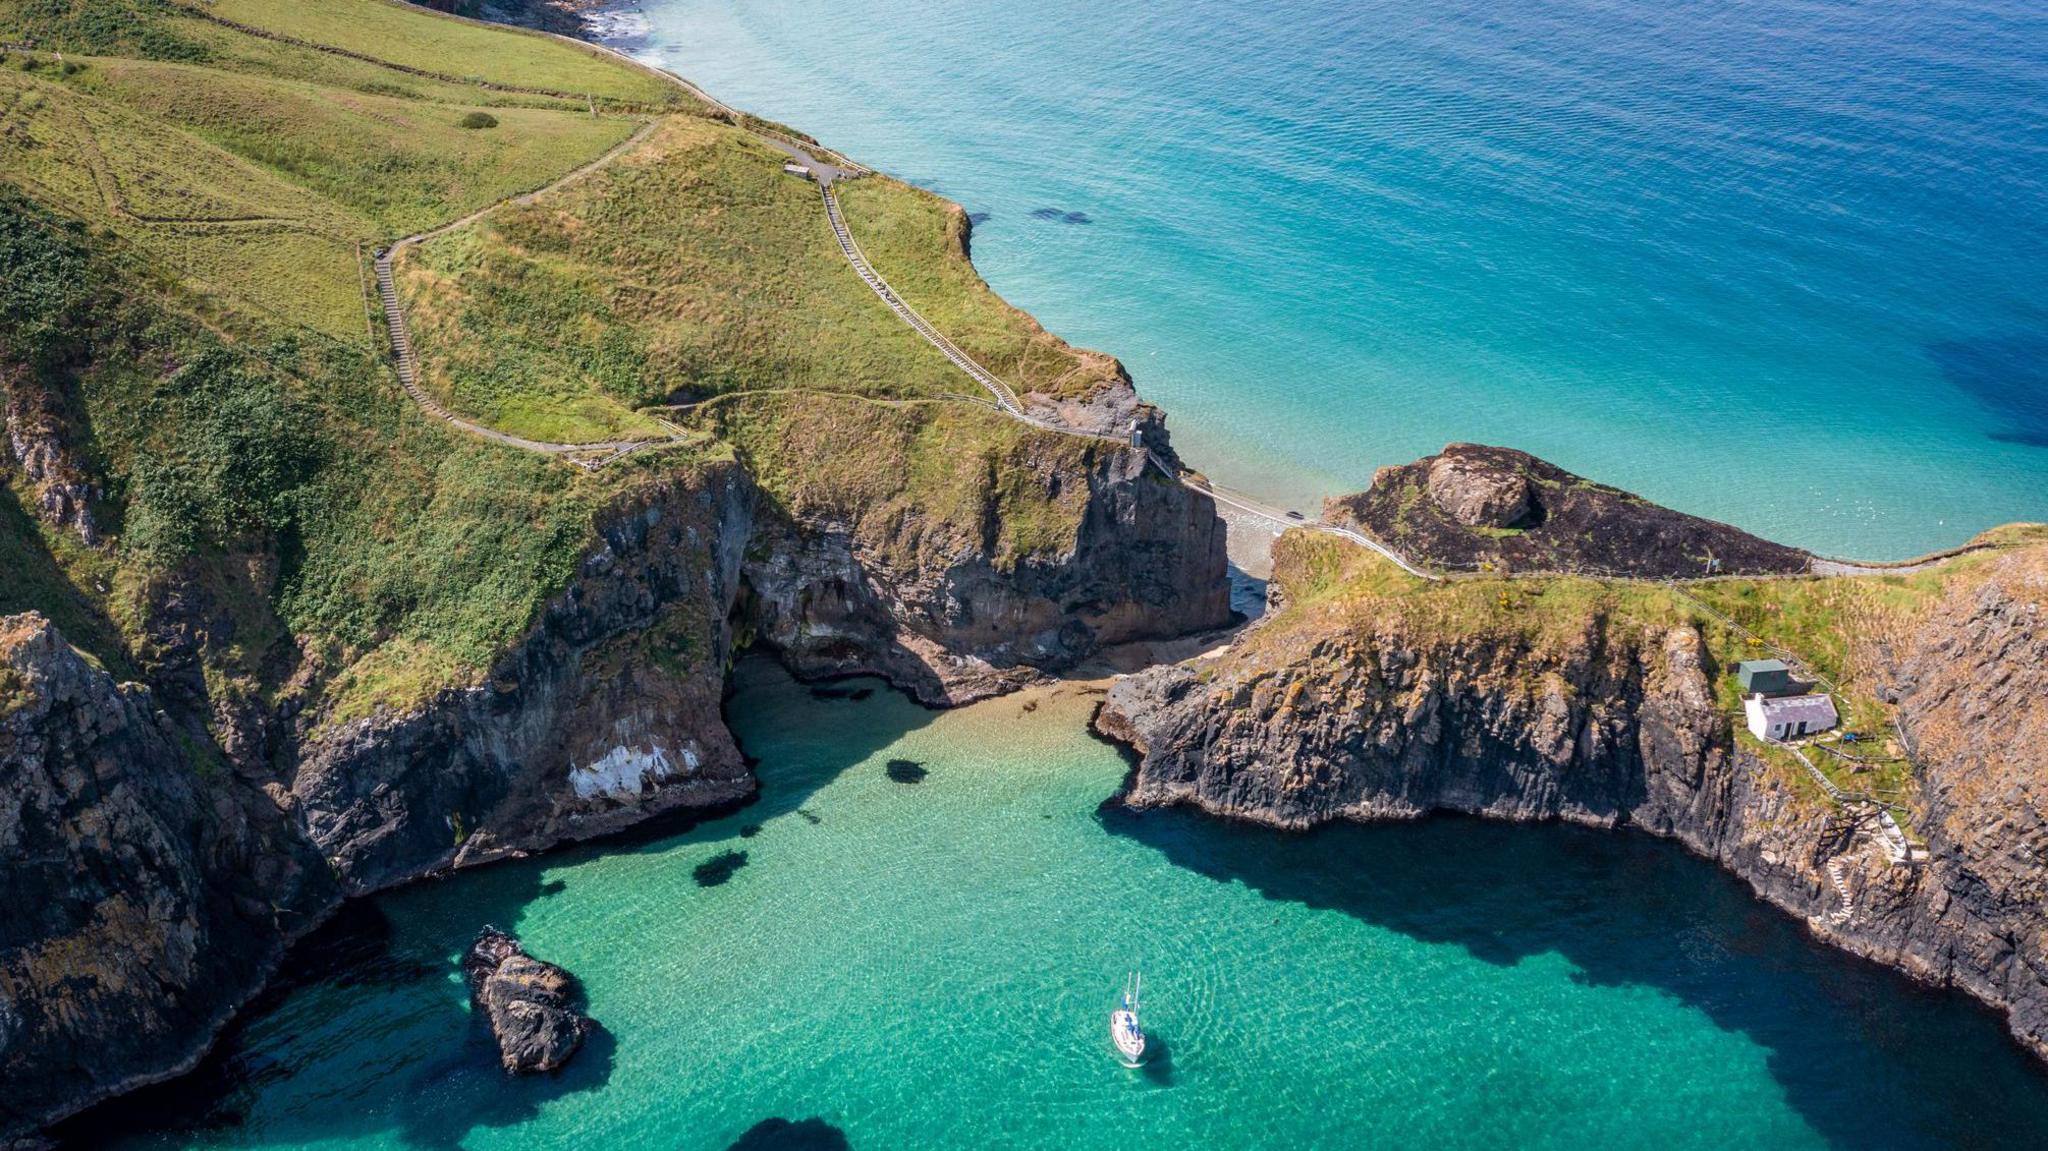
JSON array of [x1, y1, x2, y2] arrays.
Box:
[[1097, 533, 2048, 1063], [288, 464, 760, 895], [1849, 548, 2048, 1057], [746, 436, 1230, 705], [1, 411, 1230, 1138], [0, 614, 331, 1137]]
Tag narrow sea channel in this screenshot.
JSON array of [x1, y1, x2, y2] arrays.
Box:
[[96, 659, 2048, 1149]]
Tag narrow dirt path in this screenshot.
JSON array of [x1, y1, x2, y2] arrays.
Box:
[[373, 120, 671, 468]]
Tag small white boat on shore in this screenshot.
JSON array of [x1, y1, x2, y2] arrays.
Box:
[[1111, 972, 1146, 1067]]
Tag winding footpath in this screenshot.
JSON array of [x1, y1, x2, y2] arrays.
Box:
[[361, 16, 1962, 584], [373, 121, 668, 468]]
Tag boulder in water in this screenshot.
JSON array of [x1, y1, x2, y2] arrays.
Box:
[[463, 927, 590, 1073]]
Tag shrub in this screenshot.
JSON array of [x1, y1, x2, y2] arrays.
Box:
[[458, 111, 498, 130]]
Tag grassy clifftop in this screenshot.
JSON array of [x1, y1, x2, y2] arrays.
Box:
[[0, 0, 717, 722], [1253, 522, 2048, 829], [0, 0, 1131, 725]]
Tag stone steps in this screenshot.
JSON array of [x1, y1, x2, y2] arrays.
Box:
[[1825, 858, 1855, 926]]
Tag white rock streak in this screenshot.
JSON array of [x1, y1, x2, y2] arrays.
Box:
[[569, 743, 700, 800]]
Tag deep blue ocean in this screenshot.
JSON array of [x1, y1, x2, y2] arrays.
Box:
[[612, 0, 2048, 559]]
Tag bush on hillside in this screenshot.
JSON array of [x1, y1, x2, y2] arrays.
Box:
[[459, 111, 499, 130]]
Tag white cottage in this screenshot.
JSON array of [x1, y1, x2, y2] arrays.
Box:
[[1744, 693, 1839, 743]]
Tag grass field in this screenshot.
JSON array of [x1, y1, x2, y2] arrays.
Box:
[[396, 117, 978, 442], [838, 177, 1126, 404], [71, 55, 639, 234], [0, 0, 664, 341], [198, 0, 681, 106]]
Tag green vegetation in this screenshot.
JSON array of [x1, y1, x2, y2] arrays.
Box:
[[0, 161, 668, 726], [66, 55, 636, 233], [0, 0, 211, 61], [701, 391, 1094, 568], [0, 0, 1116, 730], [0, 0, 661, 340], [397, 117, 977, 442], [837, 177, 1124, 404], [197, 0, 680, 106], [1255, 529, 2045, 834]]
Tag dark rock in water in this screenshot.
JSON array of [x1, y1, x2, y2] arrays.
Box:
[[967, 211, 992, 226], [693, 850, 748, 887], [1063, 211, 1092, 224], [727, 1117, 852, 1150], [739, 823, 762, 839], [797, 808, 822, 825], [462, 928, 589, 1074], [1031, 207, 1064, 220], [885, 758, 929, 784], [1029, 207, 1092, 225]]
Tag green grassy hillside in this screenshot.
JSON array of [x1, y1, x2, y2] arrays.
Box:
[[396, 116, 985, 441], [0, 0, 1112, 724], [0, 1, 715, 719]]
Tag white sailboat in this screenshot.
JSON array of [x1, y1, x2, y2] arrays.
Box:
[[1110, 971, 1146, 1067]]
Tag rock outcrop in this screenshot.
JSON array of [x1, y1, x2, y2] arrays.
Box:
[[463, 927, 590, 1073], [1097, 518, 2048, 1064], [290, 464, 760, 895], [1331, 443, 1813, 578], [3, 363, 100, 546], [0, 614, 332, 1138], [744, 431, 1230, 705]]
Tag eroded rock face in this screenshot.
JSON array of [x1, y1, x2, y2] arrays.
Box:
[[290, 465, 760, 895], [746, 437, 1230, 706], [3, 363, 100, 546], [1863, 548, 2048, 1058], [0, 614, 332, 1138], [1096, 541, 2048, 1065], [463, 928, 589, 1073]]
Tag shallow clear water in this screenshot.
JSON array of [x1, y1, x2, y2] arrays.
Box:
[[99, 661, 2048, 1149], [613, 0, 2048, 559]]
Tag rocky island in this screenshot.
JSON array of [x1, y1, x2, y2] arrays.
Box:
[[464, 927, 591, 1073]]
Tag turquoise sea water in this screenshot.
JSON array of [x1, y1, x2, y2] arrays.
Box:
[[612, 0, 2048, 559], [90, 662, 2048, 1149]]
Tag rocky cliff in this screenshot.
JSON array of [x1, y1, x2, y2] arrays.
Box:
[[287, 462, 760, 896], [710, 392, 1230, 705], [0, 614, 331, 1138], [1098, 509, 2048, 1063], [1, 405, 1228, 1139]]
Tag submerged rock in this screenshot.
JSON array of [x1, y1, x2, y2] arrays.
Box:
[[693, 850, 749, 887], [462, 928, 590, 1074]]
